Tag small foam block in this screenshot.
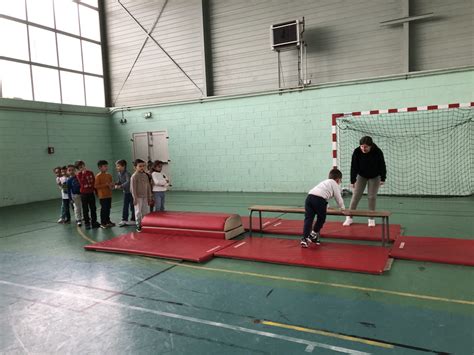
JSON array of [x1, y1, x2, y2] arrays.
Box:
[[215, 237, 391, 274], [84, 232, 236, 263], [142, 211, 244, 239], [241, 217, 400, 241], [390, 236, 474, 266]]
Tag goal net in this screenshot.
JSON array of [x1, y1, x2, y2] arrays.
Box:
[[335, 106, 473, 196]]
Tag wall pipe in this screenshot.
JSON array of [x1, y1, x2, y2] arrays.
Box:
[[109, 65, 474, 114]]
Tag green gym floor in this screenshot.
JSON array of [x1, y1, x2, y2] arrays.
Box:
[[0, 191, 473, 354]]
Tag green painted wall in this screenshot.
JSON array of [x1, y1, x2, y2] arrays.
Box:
[[111, 70, 474, 193], [0, 99, 112, 207], [1, 70, 472, 207]]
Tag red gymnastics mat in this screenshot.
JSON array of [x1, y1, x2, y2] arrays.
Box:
[[241, 217, 400, 242], [142, 211, 244, 239], [215, 237, 392, 274], [84, 232, 236, 263], [390, 236, 474, 266]]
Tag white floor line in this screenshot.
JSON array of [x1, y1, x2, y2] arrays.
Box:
[[0, 280, 369, 355]]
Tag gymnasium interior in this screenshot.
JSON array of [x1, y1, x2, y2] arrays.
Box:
[[0, 1, 473, 354]]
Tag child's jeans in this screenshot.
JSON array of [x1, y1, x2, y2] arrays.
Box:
[[122, 192, 135, 221], [61, 199, 71, 221], [153, 191, 165, 211], [71, 194, 83, 222]]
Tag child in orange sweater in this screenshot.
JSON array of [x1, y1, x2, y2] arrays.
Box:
[[95, 160, 115, 228]]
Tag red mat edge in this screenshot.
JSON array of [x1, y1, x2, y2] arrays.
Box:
[[84, 234, 237, 263], [389, 253, 474, 267], [215, 251, 387, 275], [84, 246, 189, 262], [389, 236, 474, 266], [215, 237, 390, 275]]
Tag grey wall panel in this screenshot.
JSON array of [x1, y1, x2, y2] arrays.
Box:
[[105, 0, 205, 107], [105, 0, 473, 106], [210, 0, 404, 95], [410, 0, 474, 71]]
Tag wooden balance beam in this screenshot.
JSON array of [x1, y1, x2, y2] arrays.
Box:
[[248, 205, 392, 246]]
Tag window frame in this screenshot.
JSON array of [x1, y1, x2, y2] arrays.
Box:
[[0, 0, 106, 107]]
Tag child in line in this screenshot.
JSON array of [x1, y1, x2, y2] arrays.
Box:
[[53, 167, 62, 184], [76, 160, 100, 230], [151, 160, 169, 212], [115, 160, 135, 227], [145, 160, 155, 212], [66, 164, 83, 226], [301, 168, 345, 248], [130, 159, 153, 232], [59, 166, 71, 224], [95, 160, 115, 229], [53, 167, 65, 223]]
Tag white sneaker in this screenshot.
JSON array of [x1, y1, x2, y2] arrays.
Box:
[[342, 217, 353, 226], [368, 219, 376, 227], [118, 220, 127, 227]]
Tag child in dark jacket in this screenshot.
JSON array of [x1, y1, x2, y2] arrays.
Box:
[[67, 164, 83, 226], [115, 159, 135, 227]]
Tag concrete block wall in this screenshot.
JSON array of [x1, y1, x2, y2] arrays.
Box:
[[0, 99, 112, 207], [111, 69, 474, 193], [0, 69, 472, 207]]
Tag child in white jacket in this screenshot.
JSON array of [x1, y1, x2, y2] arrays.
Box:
[[301, 168, 345, 248], [151, 160, 170, 211]]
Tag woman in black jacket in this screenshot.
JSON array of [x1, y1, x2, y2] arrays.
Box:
[[343, 136, 386, 227]]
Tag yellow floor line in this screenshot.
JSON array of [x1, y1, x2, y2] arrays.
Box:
[[76, 230, 473, 306], [160, 261, 474, 306], [259, 320, 393, 349], [76, 227, 96, 244]]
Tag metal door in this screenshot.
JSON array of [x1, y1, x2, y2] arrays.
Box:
[[132, 130, 171, 182]]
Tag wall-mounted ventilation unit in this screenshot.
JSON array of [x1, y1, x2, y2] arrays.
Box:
[[270, 20, 302, 50]]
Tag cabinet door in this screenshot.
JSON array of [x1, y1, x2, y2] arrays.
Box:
[[150, 130, 169, 162], [132, 132, 150, 161]]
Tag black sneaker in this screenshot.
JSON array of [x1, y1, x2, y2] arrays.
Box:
[[309, 232, 321, 245], [76, 221, 82, 227], [136, 226, 142, 233], [300, 237, 311, 248], [100, 224, 108, 229], [92, 222, 101, 229], [85, 224, 91, 230]]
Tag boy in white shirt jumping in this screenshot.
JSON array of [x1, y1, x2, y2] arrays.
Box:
[[301, 168, 345, 248]]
